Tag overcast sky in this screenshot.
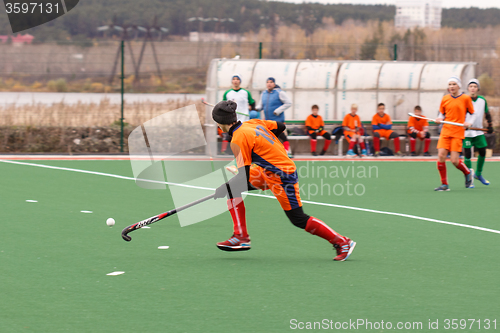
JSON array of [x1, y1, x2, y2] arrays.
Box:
[[275, 0, 500, 9]]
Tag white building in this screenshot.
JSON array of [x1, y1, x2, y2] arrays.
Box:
[[395, 0, 442, 30]]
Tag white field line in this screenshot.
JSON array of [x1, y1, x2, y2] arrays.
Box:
[[1, 159, 499, 235]]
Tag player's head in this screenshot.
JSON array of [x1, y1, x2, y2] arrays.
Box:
[[468, 78, 480, 97], [232, 74, 241, 89], [448, 76, 461, 95], [377, 103, 385, 115], [311, 104, 319, 115], [414, 105, 422, 116], [212, 100, 237, 132], [266, 77, 276, 90], [350, 103, 358, 115]]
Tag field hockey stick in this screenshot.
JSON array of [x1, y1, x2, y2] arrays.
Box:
[[121, 193, 215, 241], [408, 113, 488, 132], [201, 98, 250, 117]]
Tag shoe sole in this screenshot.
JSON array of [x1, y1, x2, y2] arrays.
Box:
[[216, 244, 251, 252], [334, 241, 356, 261]]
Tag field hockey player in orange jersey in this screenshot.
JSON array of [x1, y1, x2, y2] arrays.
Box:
[[211, 100, 356, 261], [434, 76, 476, 191]]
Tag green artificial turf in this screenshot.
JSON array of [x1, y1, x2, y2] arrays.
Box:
[[0, 159, 499, 332]]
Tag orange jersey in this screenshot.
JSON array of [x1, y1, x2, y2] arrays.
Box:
[[407, 116, 428, 134], [305, 114, 324, 131], [342, 114, 362, 131], [230, 119, 296, 177], [439, 94, 475, 139], [372, 113, 392, 126]]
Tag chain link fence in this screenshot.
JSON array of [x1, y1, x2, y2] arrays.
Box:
[[0, 40, 499, 152]]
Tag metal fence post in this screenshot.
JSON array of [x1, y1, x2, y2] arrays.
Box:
[[259, 42, 263, 59], [120, 40, 125, 153], [394, 44, 398, 61]]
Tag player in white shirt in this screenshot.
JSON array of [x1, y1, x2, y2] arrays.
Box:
[[464, 79, 493, 185], [219, 74, 255, 154]]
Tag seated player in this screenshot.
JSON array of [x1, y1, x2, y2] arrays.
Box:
[[342, 104, 367, 156], [372, 103, 402, 156], [407, 105, 431, 156], [305, 105, 332, 156], [212, 100, 355, 261]]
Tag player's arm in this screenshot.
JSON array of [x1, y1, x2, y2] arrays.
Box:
[[371, 116, 381, 130], [377, 123, 391, 129], [271, 121, 286, 137], [214, 165, 257, 199], [464, 97, 476, 128], [484, 99, 493, 133], [273, 90, 292, 116], [342, 116, 351, 131], [305, 116, 316, 132], [263, 120, 286, 137], [222, 89, 230, 101], [408, 117, 416, 133], [408, 117, 418, 133], [318, 117, 324, 132], [214, 142, 257, 199], [247, 90, 256, 110], [377, 115, 392, 130], [254, 93, 263, 111], [435, 101, 445, 124]]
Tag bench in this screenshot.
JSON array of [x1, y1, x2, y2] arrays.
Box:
[[285, 121, 441, 156]]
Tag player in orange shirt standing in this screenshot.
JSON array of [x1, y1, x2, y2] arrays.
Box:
[[305, 105, 332, 156], [434, 76, 475, 191], [407, 105, 431, 156], [372, 103, 402, 156], [343, 104, 367, 156], [211, 100, 356, 261]]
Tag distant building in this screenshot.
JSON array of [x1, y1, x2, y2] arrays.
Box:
[[395, 0, 442, 30], [189, 32, 244, 42], [11, 34, 34, 46]]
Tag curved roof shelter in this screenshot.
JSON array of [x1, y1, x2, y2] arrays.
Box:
[[205, 58, 475, 125]]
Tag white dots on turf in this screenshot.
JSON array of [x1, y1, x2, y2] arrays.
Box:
[[158, 246, 170, 250], [106, 271, 125, 276], [80, 210, 93, 213], [26, 200, 38, 203]]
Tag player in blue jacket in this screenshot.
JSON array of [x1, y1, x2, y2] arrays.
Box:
[[256, 77, 293, 157]]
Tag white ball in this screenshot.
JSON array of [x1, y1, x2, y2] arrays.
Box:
[[106, 218, 115, 226]]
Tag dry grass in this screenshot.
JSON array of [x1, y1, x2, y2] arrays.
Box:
[[0, 99, 206, 127]]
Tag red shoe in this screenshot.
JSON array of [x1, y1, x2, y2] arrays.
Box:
[[333, 237, 356, 261], [216, 235, 251, 252]]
